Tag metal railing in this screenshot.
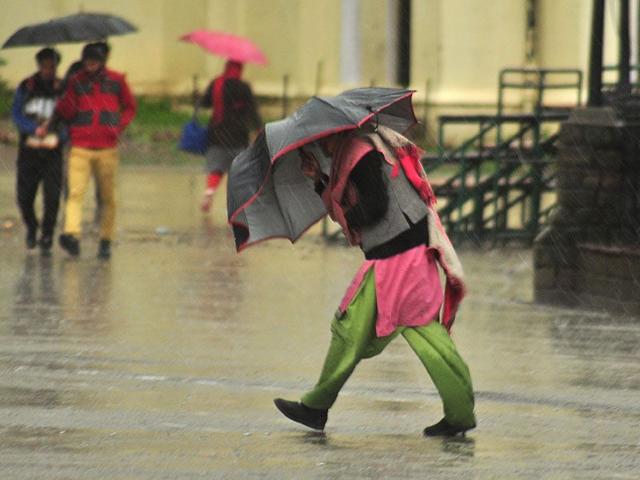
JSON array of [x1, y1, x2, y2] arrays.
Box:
[[423, 113, 565, 244], [497, 68, 583, 116], [414, 68, 584, 244]]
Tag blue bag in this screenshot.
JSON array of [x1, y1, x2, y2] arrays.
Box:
[[178, 117, 208, 155]]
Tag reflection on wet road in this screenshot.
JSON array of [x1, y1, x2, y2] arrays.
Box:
[[0, 168, 638, 479]]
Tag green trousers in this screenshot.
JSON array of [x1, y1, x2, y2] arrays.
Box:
[[301, 269, 476, 428]]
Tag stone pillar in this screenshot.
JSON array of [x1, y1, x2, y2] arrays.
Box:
[[533, 106, 639, 305]]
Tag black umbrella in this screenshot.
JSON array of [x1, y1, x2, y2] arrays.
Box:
[[2, 12, 137, 48], [227, 87, 417, 251]]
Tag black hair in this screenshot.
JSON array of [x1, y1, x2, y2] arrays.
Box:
[[36, 47, 61, 65], [81, 42, 108, 62], [94, 41, 111, 56]]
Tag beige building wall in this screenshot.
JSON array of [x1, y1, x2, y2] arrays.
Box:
[[0, 0, 208, 94], [538, 0, 590, 70], [0, 0, 347, 96], [414, 0, 528, 106], [534, 0, 632, 105], [0, 0, 631, 110], [213, 0, 343, 97], [360, 1, 391, 88]]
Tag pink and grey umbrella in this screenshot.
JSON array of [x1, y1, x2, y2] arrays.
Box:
[[179, 30, 268, 65], [227, 87, 417, 251]]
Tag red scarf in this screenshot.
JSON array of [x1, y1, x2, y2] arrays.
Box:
[[212, 60, 243, 125]]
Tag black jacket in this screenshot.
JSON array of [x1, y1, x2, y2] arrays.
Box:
[[316, 150, 428, 259], [200, 78, 262, 148]]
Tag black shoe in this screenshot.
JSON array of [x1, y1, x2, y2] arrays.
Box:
[[59, 234, 80, 257], [26, 229, 37, 250], [274, 398, 327, 431], [97, 239, 111, 259], [423, 418, 475, 437], [39, 235, 53, 255]]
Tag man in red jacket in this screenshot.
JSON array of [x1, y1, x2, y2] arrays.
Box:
[[46, 42, 136, 259]]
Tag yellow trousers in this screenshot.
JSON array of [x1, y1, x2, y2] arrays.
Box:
[[64, 146, 119, 240]]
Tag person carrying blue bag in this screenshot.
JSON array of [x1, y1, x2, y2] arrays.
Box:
[[196, 60, 262, 213]]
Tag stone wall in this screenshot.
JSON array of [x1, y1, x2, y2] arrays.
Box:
[[578, 244, 640, 316], [534, 106, 640, 310]]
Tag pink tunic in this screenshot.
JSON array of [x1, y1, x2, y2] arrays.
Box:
[[339, 244, 443, 337], [323, 130, 466, 333]]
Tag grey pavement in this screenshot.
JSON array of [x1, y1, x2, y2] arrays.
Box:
[[0, 165, 639, 479]]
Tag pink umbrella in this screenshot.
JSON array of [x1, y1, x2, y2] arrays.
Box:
[[180, 30, 268, 65]]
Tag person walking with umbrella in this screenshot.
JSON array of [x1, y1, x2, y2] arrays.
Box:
[[198, 59, 262, 212], [180, 31, 265, 212], [227, 88, 475, 436], [62, 41, 110, 90], [61, 41, 111, 229], [11, 47, 65, 254], [3, 12, 138, 259], [44, 42, 136, 259], [274, 126, 476, 436]]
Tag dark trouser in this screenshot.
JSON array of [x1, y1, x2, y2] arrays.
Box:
[[16, 146, 63, 238]]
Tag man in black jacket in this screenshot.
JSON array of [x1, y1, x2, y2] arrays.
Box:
[[11, 48, 64, 254]]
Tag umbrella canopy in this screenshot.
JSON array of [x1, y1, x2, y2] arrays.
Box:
[[227, 87, 417, 251], [2, 12, 137, 48], [180, 30, 268, 65]]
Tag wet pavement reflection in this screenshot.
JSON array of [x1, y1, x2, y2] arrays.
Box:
[[0, 167, 639, 479]]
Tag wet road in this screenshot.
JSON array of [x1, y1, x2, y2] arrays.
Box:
[[0, 167, 639, 479]]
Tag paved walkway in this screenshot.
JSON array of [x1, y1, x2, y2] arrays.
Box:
[[0, 167, 638, 479]]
